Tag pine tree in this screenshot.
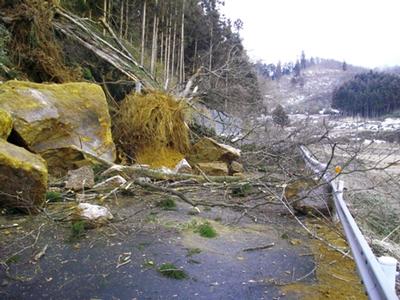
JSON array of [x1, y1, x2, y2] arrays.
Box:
[[294, 60, 301, 77], [275, 61, 282, 80], [300, 50, 306, 69]]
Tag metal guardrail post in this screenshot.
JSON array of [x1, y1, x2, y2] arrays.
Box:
[[299, 145, 398, 300]]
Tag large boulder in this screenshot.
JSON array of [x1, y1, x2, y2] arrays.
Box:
[[0, 139, 48, 212], [0, 108, 12, 139], [285, 178, 333, 217], [0, 80, 116, 175], [187, 137, 240, 165]]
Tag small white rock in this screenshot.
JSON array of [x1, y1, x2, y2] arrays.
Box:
[[174, 159, 192, 173], [77, 203, 113, 223]]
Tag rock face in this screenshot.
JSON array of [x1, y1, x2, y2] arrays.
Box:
[[0, 108, 12, 139], [187, 137, 240, 165], [196, 161, 229, 176], [0, 80, 116, 175], [285, 178, 333, 216], [0, 139, 48, 212]]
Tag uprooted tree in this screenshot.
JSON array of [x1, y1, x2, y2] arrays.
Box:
[[0, 0, 262, 115]]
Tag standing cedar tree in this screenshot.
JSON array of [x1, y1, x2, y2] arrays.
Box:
[[272, 104, 290, 128], [342, 61, 347, 71]]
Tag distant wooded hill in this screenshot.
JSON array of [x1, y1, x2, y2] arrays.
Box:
[[332, 71, 400, 117]]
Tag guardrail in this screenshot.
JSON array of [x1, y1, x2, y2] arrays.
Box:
[[299, 145, 398, 300]]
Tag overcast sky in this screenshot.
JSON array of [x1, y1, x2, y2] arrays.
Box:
[[221, 0, 400, 68]]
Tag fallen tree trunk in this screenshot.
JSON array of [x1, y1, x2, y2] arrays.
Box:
[[104, 165, 242, 183], [53, 7, 158, 90], [74, 146, 242, 183]]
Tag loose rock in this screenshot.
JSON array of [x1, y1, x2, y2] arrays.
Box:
[[174, 158, 192, 174], [285, 178, 333, 216], [230, 161, 244, 174], [0, 139, 47, 212], [74, 203, 113, 227], [196, 161, 229, 176], [65, 166, 95, 191], [187, 137, 240, 165]]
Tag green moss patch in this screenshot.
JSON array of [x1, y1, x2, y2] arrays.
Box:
[[195, 222, 217, 238], [69, 220, 86, 242], [157, 197, 176, 210], [231, 183, 252, 197], [158, 263, 187, 279], [46, 191, 63, 202], [186, 247, 202, 257]]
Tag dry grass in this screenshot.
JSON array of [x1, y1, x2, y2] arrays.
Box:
[[1, 0, 78, 83], [113, 91, 190, 167]]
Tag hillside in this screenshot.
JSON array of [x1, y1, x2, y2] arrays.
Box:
[[259, 60, 366, 114]]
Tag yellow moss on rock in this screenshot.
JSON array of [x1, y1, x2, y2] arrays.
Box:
[[0, 139, 48, 213], [0, 80, 116, 175], [0, 108, 13, 139]]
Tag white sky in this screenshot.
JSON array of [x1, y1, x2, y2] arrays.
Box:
[[221, 0, 400, 68]]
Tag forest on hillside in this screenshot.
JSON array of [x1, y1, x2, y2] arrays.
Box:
[[332, 71, 400, 117], [0, 0, 261, 113]]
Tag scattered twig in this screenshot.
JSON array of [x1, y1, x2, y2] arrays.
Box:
[[4, 223, 45, 263], [269, 184, 352, 259], [381, 224, 400, 242], [243, 242, 275, 252], [0, 224, 19, 230], [195, 165, 213, 183], [132, 179, 196, 207], [32, 244, 48, 262]]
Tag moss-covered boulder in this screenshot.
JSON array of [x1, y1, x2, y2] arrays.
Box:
[[0, 139, 47, 213], [0, 108, 12, 139], [187, 137, 240, 166], [0, 80, 115, 175]]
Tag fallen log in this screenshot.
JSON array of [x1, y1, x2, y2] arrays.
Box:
[[74, 146, 242, 184], [53, 7, 158, 90]]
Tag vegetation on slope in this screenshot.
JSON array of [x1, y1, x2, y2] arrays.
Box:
[[0, 0, 261, 114], [332, 71, 400, 117]]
